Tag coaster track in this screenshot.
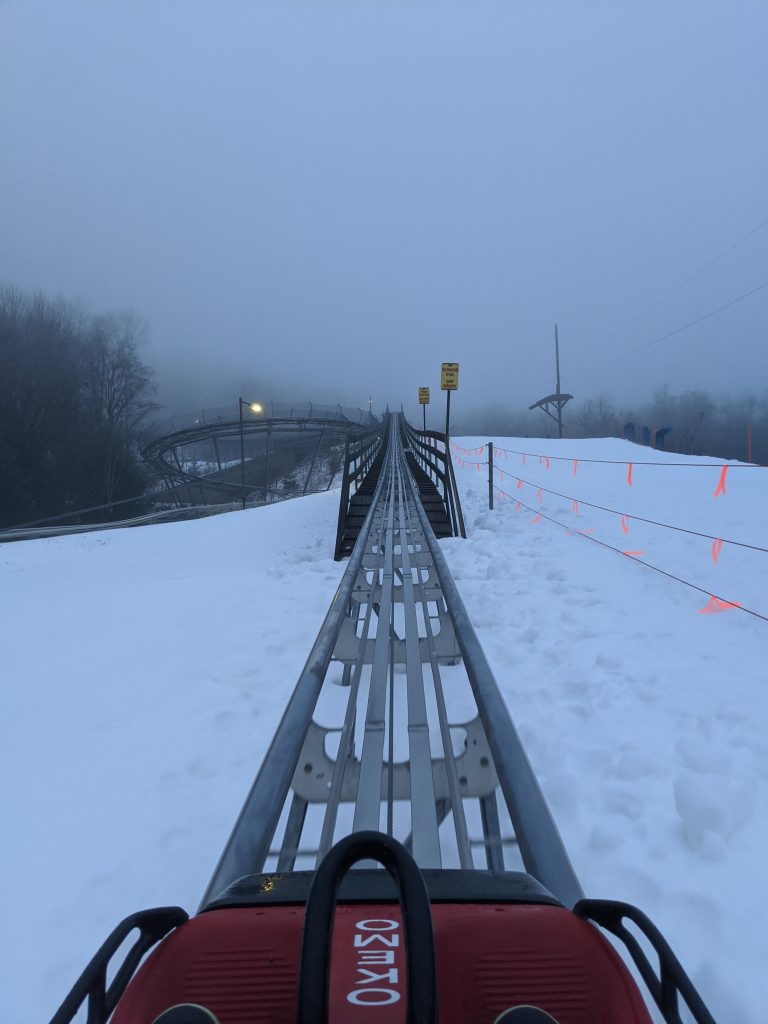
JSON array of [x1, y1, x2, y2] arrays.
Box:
[[202, 412, 582, 907]]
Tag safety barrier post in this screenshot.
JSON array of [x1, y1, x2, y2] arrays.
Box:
[[488, 441, 494, 510]]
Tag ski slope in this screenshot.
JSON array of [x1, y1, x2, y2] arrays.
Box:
[[2, 436, 766, 1024]]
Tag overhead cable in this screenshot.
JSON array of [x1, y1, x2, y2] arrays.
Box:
[[602, 278, 768, 365], [599, 214, 768, 342]]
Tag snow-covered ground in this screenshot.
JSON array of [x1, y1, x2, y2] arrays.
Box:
[[2, 436, 766, 1023]]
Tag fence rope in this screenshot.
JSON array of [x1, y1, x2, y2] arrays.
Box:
[[490, 468, 768, 555], [488, 443, 764, 469], [493, 485, 768, 624]]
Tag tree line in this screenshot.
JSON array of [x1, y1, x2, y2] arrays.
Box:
[[0, 286, 158, 529], [455, 386, 768, 464]]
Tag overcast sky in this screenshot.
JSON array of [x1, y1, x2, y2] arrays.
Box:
[[1, 0, 766, 419]]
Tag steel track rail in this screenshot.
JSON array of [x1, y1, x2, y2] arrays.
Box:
[[199, 427, 392, 908], [200, 414, 582, 910], [401, 446, 583, 907]]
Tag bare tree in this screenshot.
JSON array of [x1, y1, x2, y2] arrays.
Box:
[[0, 287, 158, 527], [573, 394, 617, 437], [0, 288, 83, 524], [80, 311, 158, 504]]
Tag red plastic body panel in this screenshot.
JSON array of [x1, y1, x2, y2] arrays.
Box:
[[112, 903, 653, 1024]]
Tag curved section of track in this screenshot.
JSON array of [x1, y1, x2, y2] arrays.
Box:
[[141, 415, 371, 504], [202, 413, 582, 909]]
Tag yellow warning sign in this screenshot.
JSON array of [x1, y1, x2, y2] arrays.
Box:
[[418, 387, 430, 405], [441, 363, 459, 390]]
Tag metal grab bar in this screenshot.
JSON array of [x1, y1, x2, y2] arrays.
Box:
[[297, 832, 437, 1024]]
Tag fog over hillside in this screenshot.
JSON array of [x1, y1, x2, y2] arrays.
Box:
[[1, 1, 766, 416]]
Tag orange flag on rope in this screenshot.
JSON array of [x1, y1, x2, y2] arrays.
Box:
[[514, 501, 522, 511], [571, 499, 579, 516], [521, 453, 526, 465], [698, 595, 741, 614], [517, 478, 523, 489], [620, 515, 630, 534], [714, 466, 728, 498], [536, 487, 543, 503], [573, 459, 578, 476], [530, 514, 542, 524], [622, 550, 645, 557], [627, 463, 633, 487], [712, 539, 723, 564]]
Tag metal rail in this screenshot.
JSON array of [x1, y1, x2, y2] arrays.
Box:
[[400, 417, 466, 540], [334, 418, 388, 559], [201, 413, 582, 910]]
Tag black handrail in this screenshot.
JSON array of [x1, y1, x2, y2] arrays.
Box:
[[296, 831, 437, 1024], [49, 907, 188, 1024], [334, 415, 388, 559], [574, 900, 717, 1024], [400, 417, 466, 539]]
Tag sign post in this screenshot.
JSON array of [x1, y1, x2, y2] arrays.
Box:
[[418, 387, 430, 432], [440, 363, 459, 440]]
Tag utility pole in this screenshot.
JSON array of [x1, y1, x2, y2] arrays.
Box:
[[239, 397, 246, 510], [529, 326, 572, 435], [555, 324, 563, 439], [264, 425, 273, 502]]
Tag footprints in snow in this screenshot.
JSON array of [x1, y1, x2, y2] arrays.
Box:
[[673, 726, 759, 860]]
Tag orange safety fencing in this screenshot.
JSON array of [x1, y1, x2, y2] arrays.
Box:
[[487, 442, 764, 469], [450, 440, 767, 623], [486, 468, 768, 555], [491, 483, 767, 624], [451, 441, 764, 499]]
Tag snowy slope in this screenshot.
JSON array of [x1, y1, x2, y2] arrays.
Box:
[[2, 437, 766, 1023], [449, 437, 767, 1023]]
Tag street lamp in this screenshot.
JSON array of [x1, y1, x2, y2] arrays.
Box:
[[239, 397, 263, 510]]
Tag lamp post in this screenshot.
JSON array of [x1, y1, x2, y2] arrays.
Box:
[[238, 397, 263, 510]]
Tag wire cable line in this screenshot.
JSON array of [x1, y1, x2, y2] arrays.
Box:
[[602, 278, 768, 366], [487, 443, 764, 468], [598, 214, 768, 342], [494, 485, 768, 624], [491, 468, 768, 554]]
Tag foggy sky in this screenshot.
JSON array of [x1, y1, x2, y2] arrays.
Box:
[[2, 0, 766, 421]]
